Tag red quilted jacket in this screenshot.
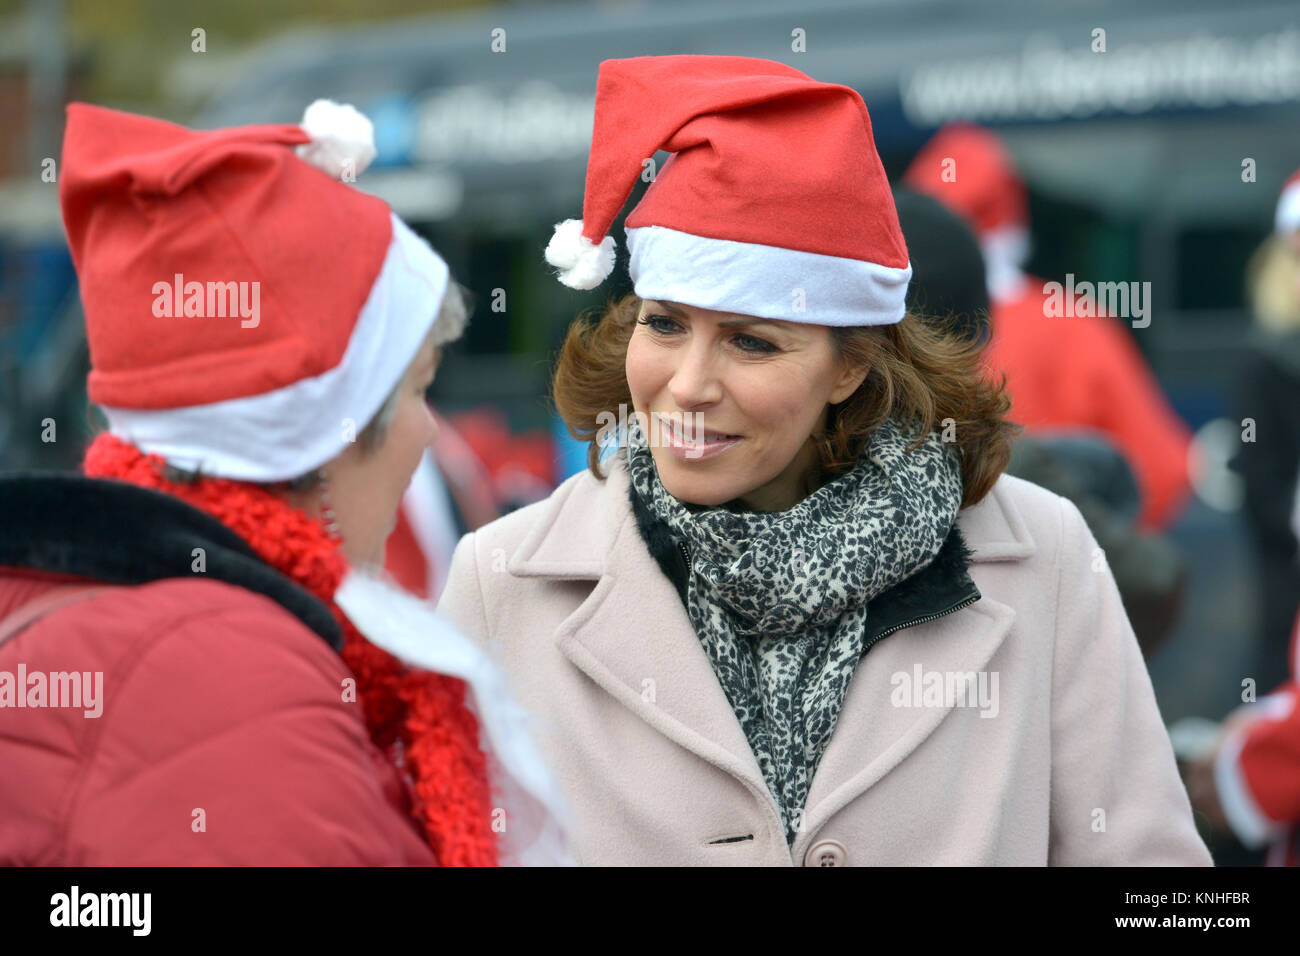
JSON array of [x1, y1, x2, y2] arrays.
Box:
[[0, 472, 438, 866], [0, 571, 436, 865]]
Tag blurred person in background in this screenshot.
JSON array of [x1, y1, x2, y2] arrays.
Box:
[[1187, 603, 1300, 865], [895, 187, 1187, 656], [0, 101, 568, 865], [903, 123, 1193, 532], [1231, 169, 1300, 698], [439, 55, 1210, 866]]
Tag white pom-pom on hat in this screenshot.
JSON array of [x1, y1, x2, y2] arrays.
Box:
[[545, 218, 616, 289], [296, 99, 378, 180]]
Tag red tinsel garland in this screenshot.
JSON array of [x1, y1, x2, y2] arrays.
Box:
[[83, 433, 499, 866]]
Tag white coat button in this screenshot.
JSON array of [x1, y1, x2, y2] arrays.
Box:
[[805, 840, 847, 867]]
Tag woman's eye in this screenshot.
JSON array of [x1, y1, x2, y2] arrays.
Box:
[[639, 314, 681, 335], [734, 333, 777, 353]]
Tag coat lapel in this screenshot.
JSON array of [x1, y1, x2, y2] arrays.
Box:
[[793, 478, 1034, 859], [551, 519, 780, 807], [511, 460, 1036, 853], [792, 595, 1017, 858], [509, 459, 776, 811]]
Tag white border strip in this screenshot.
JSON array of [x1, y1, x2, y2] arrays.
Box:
[[101, 213, 448, 482], [626, 224, 911, 326]]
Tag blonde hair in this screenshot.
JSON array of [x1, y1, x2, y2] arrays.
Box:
[[1248, 235, 1300, 332]]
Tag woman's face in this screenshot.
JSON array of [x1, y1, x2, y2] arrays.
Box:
[[625, 299, 868, 511], [297, 332, 440, 567]]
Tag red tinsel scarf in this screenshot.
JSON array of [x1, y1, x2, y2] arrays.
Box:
[[84, 433, 499, 866]]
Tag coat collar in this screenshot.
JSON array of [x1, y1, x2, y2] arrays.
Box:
[[509, 455, 1038, 579], [509, 457, 1035, 859], [0, 472, 342, 651], [506, 455, 631, 580]]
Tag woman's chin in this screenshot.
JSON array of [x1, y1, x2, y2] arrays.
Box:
[[652, 459, 741, 508]]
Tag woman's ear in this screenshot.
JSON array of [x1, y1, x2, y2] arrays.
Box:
[[829, 358, 869, 405]]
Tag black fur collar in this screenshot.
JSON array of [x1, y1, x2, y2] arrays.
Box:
[[0, 472, 342, 651]]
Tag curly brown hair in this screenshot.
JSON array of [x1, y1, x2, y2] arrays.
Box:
[[552, 294, 1020, 508]]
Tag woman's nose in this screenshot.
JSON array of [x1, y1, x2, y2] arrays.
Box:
[[669, 341, 724, 408]]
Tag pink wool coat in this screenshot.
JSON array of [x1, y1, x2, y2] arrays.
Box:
[[439, 456, 1213, 866]]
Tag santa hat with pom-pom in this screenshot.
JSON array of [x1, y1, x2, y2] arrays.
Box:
[[546, 55, 911, 327], [59, 99, 450, 482], [62, 100, 578, 866]]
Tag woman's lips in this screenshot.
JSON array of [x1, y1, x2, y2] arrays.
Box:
[[656, 415, 744, 461]]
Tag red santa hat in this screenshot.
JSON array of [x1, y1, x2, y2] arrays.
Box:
[[1276, 168, 1300, 236], [903, 123, 1030, 302], [59, 100, 451, 482], [544, 55, 911, 327]]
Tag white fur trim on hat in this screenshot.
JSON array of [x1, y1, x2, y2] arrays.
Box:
[[545, 218, 616, 290], [296, 99, 378, 180], [626, 224, 911, 326], [100, 213, 447, 482]]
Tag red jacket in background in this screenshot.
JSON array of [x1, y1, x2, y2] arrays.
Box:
[[1215, 614, 1300, 866], [986, 280, 1193, 530]]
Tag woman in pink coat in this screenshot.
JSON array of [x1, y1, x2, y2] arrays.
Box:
[[0, 101, 569, 865], [436, 55, 1211, 866]]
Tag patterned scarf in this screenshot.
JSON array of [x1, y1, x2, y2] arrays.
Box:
[[625, 418, 964, 843]]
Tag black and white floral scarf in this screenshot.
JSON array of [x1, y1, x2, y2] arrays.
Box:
[[625, 417, 965, 844]]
